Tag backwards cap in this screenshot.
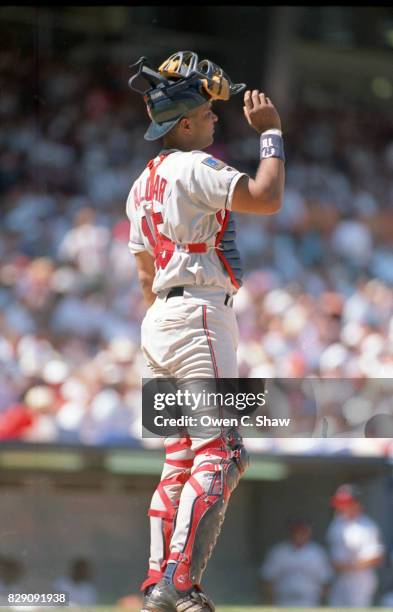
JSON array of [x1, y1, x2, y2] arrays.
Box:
[[128, 50, 246, 141]]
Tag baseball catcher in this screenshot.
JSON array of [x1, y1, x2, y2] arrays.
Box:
[[126, 50, 285, 611]]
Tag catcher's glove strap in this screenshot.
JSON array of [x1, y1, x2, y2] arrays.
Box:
[[166, 286, 233, 307]]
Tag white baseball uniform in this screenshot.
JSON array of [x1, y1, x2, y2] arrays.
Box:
[[126, 148, 247, 379], [127, 149, 246, 296], [126, 148, 248, 593], [327, 513, 385, 607], [260, 541, 332, 606]]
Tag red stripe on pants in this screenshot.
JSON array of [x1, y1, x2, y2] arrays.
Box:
[[202, 305, 219, 377]]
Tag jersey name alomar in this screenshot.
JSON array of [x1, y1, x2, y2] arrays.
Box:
[[126, 150, 246, 295]]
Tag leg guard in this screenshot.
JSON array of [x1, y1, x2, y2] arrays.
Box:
[[164, 433, 249, 591], [141, 437, 194, 592]]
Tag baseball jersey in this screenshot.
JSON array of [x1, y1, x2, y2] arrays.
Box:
[[260, 541, 332, 606], [126, 149, 247, 295], [327, 514, 384, 566], [326, 514, 384, 606]]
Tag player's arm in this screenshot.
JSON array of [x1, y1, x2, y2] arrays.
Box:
[[354, 552, 384, 570], [134, 251, 156, 307], [333, 553, 384, 573], [232, 90, 285, 215]]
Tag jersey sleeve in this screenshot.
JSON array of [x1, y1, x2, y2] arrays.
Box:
[[189, 153, 247, 211], [259, 546, 282, 581], [126, 186, 146, 254]]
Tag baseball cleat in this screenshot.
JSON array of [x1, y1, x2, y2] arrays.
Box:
[[141, 584, 158, 612], [144, 578, 215, 611]]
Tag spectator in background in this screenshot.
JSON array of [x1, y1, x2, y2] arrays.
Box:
[[327, 483, 385, 607], [259, 517, 332, 607], [53, 558, 98, 606]]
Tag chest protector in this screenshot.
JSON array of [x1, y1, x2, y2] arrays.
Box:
[[220, 213, 243, 288]]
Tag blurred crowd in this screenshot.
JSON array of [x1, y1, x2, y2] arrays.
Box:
[[1, 50, 393, 450]]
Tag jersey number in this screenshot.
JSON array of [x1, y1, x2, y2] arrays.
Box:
[[141, 212, 173, 270], [141, 215, 156, 248]]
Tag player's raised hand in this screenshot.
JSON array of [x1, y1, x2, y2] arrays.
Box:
[[243, 89, 281, 133]]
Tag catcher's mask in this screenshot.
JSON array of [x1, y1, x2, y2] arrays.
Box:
[[128, 50, 246, 141]]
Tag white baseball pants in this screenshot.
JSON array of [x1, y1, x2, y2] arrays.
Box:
[[140, 286, 240, 591]]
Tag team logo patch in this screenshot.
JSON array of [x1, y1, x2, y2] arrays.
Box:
[[202, 156, 226, 171]]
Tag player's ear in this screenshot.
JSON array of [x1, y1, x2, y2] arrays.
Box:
[[178, 116, 192, 135]]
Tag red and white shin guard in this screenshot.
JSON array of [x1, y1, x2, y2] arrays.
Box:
[[140, 437, 194, 592], [163, 436, 248, 591]]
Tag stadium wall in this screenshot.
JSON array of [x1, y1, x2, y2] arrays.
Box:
[[0, 450, 390, 604]]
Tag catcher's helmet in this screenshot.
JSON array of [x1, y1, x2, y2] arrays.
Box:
[[128, 50, 246, 141]]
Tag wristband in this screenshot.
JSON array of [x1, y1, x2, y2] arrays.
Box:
[[260, 130, 285, 163]]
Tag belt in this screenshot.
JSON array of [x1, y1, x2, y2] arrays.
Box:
[[166, 286, 233, 307]]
